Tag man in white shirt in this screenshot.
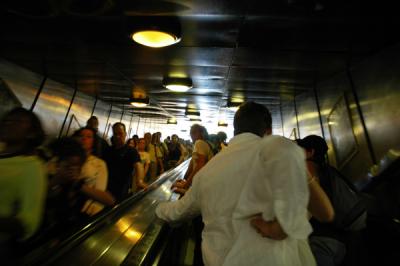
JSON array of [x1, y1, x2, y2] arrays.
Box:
[[156, 102, 315, 266]]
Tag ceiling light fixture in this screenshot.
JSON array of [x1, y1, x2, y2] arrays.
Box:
[[226, 99, 243, 111], [185, 110, 200, 119], [190, 118, 202, 122], [167, 118, 177, 124], [218, 121, 228, 127], [163, 77, 193, 92], [130, 97, 150, 107], [130, 16, 181, 48]]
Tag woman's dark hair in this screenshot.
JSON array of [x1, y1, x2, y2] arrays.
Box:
[[233, 102, 272, 137], [127, 138, 137, 147], [296, 135, 328, 166], [72, 127, 99, 155], [0, 107, 45, 152], [49, 137, 87, 165]]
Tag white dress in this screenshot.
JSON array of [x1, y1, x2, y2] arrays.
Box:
[[156, 133, 315, 266]]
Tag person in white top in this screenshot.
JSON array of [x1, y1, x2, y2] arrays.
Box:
[[156, 102, 316, 266], [74, 127, 115, 215]]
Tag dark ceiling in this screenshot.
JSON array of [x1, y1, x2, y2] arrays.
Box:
[[1, 0, 399, 131]]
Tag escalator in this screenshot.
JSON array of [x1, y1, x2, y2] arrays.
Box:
[[19, 161, 190, 266]]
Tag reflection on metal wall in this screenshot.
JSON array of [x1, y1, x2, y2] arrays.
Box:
[[0, 60, 126, 141], [32, 79, 74, 137], [295, 91, 323, 138], [351, 43, 400, 161], [106, 109, 124, 140], [92, 101, 111, 140], [63, 91, 95, 136], [0, 59, 40, 109], [281, 94, 298, 139], [317, 74, 373, 181]]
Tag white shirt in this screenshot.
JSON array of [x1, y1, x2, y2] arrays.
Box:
[[156, 133, 314, 266], [80, 155, 108, 215]]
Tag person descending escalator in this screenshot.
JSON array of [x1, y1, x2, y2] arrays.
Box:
[[104, 122, 146, 202], [0, 108, 47, 263]]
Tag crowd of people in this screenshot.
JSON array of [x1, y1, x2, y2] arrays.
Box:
[[0, 102, 365, 266], [0, 108, 225, 262]]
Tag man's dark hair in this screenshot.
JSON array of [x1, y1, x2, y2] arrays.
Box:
[[296, 135, 328, 165], [233, 102, 272, 137], [112, 122, 126, 132], [87, 116, 98, 124]]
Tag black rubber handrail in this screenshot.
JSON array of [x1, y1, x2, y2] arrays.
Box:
[[22, 160, 189, 265]]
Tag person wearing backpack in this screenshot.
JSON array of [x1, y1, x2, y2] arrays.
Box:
[[296, 135, 367, 266]]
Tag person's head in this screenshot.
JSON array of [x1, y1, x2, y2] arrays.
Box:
[[217, 131, 227, 143], [144, 132, 152, 145], [0, 107, 45, 153], [137, 138, 146, 151], [233, 102, 272, 137], [171, 134, 179, 144], [151, 133, 158, 144], [133, 135, 139, 141], [112, 122, 126, 147], [127, 138, 136, 148], [296, 135, 328, 165], [73, 127, 97, 155], [86, 116, 99, 132], [209, 134, 220, 146], [49, 137, 86, 182], [190, 124, 208, 142]]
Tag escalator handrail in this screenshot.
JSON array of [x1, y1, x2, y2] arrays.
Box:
[[23, 160, 189, 265]]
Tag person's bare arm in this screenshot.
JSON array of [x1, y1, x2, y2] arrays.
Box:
[[183, 159, 193, 179], [308, 175, 334, 222], [143, 161, 150, 177], [134, 162, 147, 189], [176, 144, 187, 166], [250, 215, 287, 240], [80, 185, 115, 206], [185, 154, 207, 187]]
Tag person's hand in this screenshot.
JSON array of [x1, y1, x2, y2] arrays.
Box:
[[137, 180, 148, 190], [250, 215, 287, 240], [250, 215, 270, 237], [171, 179, 188, 195]]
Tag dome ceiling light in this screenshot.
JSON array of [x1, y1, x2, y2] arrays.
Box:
[[163, 77, 193, 92], [185, 109, 200, 119], [130, 96, 150, 107], [130, 16, 181, 48], [226, 99, 243, 111], [167, 118, 177, 124], [218, 121, 228, 127]]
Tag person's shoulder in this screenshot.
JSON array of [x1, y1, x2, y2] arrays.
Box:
[[89, 154, 107, 166], [260, 135, 303, 155], [194, 139, 205, 145], [17, 155, 45, 168], [127, 146, 139, 155]]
